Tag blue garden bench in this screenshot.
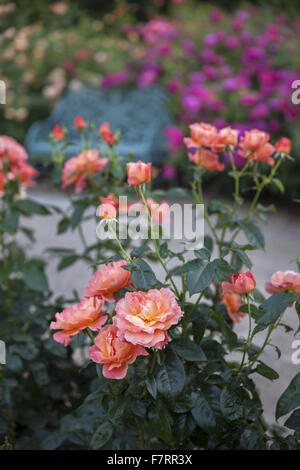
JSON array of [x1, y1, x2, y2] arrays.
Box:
[[25, 86, 173, 166]]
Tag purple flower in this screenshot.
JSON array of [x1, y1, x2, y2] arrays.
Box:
[[102, 71, 130, 88], [181, 94, 201, 113], [164, 126, 184, 151], [162, 165, 177, 180]]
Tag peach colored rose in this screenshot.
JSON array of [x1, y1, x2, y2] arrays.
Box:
[[0, 135, 28, 164], [114, 288, 183, 349], [221, 271, 256, 295], [100, 193, 119, 209], [265, 270, 300, 295], [255, 142, 275, 166], [50, 297, 107, 346], [10, 162, 39, 187], [239, 129, 270, 153], [89, 325, 148, 379], [189, 122, 218, 147], [275, 137, 291, 155], [212, 127, 239, 152], [74, 115, 86, 129], [220, 291, 245, 324], [98, 203, 117, 219], [188, 148, 224, 171], [85, 260, 131, 302], [127, 161, 152, 186], [62, 150, 108, 193]]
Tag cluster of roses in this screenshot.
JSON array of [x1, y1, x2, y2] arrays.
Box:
[[51, 160, 181, 379], [50, 262, 183, 380], [183, 122, 291, 172], [0, 136, 39, 196], [52, 117, 116, 194], [220, 269, 300, 324]]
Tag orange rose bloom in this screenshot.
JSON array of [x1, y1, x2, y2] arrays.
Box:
[[212, 127, 239, 152], [221, 271, 256, 295], [239, 129, 270, 153], [275, 137, 291, 155], [265, 270, 300, 295], [127, 161, 152, 186], [89, 325, 148, 380], [62, 150, 108, 193], [188, 148, 224, 171], [220, 291, 245, 324], [189, 122, 218, 147], [98, 203, 117, 219], [85, 260, 131, 302], [50, 297, 107, 346]]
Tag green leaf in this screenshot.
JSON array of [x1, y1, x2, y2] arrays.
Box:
[[238, 220, 265, 250], [16, 199, 50, 215], [146, 375, 157, 399], [255, 362, 279, 381], [240, 428, 260, 450], [58, 255, 79, 270], [220, 388, 244, 421], [155, 349, 185, 398], [285, 409, 300, 430], [191, 391, 216, 432], [186, 261, 215, 295], [57, 217, 70, 234], [42, 432, 65, 450], [149, 404, 174, 446], [70, 203, 86, 229], [194, 248, 211, 261], [10, 342, 39, 361], [192, 304, 211, 343], [214, 310, 238, 350], [276, 372, 300, 419], [2, 207, 19, 234], [90, 422, 113, 450], [126, 259, 158, 290], [130, 245, 151, 258], [258, 293, 298, 326], [23, 263, 49, 292], [171, 338, 206, 362], [168, 258, 202, 277], [170, 396, 194, 413]]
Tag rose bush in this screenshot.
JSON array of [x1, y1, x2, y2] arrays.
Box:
[[0, 135, 100, 449], [42, 119, 300, 450]]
